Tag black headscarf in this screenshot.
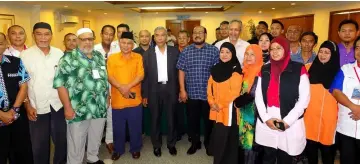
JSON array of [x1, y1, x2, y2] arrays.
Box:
[[308, 40, 340, 89], [210, 42, 242, 82], [258, 32, 273, 64]]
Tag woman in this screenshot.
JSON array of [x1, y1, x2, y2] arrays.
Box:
[[304, 40, 340, 164], [258, 32, 273, 64], [208, 42, 243, 164], [330, 36, 360, 164], [254, 36, 310, 164], [234, 45, 263, 164]]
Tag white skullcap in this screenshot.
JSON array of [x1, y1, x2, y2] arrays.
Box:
[[76, 28, 92, 37]]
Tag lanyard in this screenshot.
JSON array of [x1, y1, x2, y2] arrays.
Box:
[[354, 67, 360, 83]]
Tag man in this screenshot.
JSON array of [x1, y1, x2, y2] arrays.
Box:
[[338, 19, 360, 66], [167, 29, 177, 46], [270, 20, 285, 37], [107, 32, 144, 160], [53, 28, 109, 164], [93, 24, 116, 154], [63, 33, 77, 53], [143, 26, 179, 157], [215, 19, 250, 67], [177, 30, 190, 52], [111, 23, 137, 54], [248, 21, 269, 44], [286, 25, 303, 55], [133, 30, 151, 55], [175, 30, 190, 141], [4, 25, 27, 57], [220, 21, 230, 40], [20, 22, 66, 164], [212, 27, 221, 45], [177, 26, 219, 155], [291, 31, 318, 64], [0, 32, 33, 164]]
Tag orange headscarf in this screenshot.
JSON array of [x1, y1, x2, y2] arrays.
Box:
[[242, 44, 263, 93]]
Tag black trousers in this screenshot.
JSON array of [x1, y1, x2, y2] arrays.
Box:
[[305, 139, 336, 164], [0, 106, 33, 164], [149, 84, 177, 148], [175, 102, 186, 137], [262, 146, 293, 164], [29, 106, 67, 164], [337, 132, 360, 164], [186, 99, 214, 148]]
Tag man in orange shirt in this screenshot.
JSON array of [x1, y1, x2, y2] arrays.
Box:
[[107, 32, 144, 160]]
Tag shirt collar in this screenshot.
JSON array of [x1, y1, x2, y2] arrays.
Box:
[[1, 55, 11, 64]]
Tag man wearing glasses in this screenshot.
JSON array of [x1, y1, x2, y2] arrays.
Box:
[[54, 28, 109, 164], [177, 26, 219, 155]]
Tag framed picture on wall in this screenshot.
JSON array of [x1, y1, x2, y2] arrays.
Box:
[[83, 20, 90, 28], [0, 14, 15, 35]]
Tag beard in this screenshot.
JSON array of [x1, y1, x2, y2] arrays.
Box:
[[81, 47, 93, 54], [194, 40, 205, 45]]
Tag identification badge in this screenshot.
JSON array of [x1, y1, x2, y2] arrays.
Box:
[[101, 66, 106, 70], [351, 86, 360, 100], [92, 70, 101, 79]]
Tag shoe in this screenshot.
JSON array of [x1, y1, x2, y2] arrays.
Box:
[[106, 143, 114, 154], [168, 147, 177, 156], [153, 148, 162, 157], [187, 142, 201, 155], [111, 152, 121, 161], [87, 160, 105, 164], [132, 152, 141, 159]]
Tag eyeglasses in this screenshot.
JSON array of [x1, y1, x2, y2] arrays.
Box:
[[79, 37, 95, 42]]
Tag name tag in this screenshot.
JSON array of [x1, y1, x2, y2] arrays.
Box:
[[101, 66, 106, 70], [351, 86, 360, 100], [92, 70, 100, 79]]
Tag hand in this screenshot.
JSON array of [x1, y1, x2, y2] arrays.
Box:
[[107, 96, 111, 108], [265, 118, 281, 130], [142, 98, 148, 107], [276, 120, 290, 132], [25, 105, 37, 121], [211, 104, 220, 112], [117, 85, 131, 96], [64, 106, 75, 120], [179, 90, 188, 103], [349, 104, 360, 120], [106, 143, 114, 154], [0, 110, 15, 125]]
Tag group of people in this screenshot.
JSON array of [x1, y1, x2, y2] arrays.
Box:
[[0, 16, 360, 164]]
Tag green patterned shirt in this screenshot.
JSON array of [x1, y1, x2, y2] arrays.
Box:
[[53, 49, 109, 124]]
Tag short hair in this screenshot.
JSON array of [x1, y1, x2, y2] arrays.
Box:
[[0, 32, 6, 40], [154, 26, 167, 33], [192, 26, 207, 34], [178, 30, 190, 37], [271, 20, 284, 29], [230, 19, 242, 25], [338, 19, 359, 31], [101, 25, 115, 34], [220, 21, 229, 26], [300, 31, 318, 44], [7, 25, 26, 35], [354, 36, 360, 50], [117, 23, 130, 31], [63, 33, 76, 41], [216, 27, 220, 31], [258, 21, 269, 29]]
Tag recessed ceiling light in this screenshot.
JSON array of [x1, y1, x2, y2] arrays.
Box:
[[156, 12, 159, 14], [104, 13, 107, 15], [258, 10, 262, 14], [205, 12, 208, 14], [64, 6, 68, 8], [88, 10, 91, 12], [291, 3, 296, 5], [272, 8, 275, 10]]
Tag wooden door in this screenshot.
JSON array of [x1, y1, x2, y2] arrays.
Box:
[[166, 20, 181, 45], [329, 9, 360, 44], [183, 20, 201, 44], [273, 14, 314, 36]]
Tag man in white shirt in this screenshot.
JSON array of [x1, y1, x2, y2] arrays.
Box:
[[166, 29, 177, 46], [94, 24, 116, 154], [215, 19, 250, 67], [20, 22, 66, 164], [111, 23, 137, 54], [4, 25, 27, 58]]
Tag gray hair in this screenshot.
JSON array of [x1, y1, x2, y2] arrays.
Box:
[[230, 19, 243, 30], [154, 26, 167, 33]]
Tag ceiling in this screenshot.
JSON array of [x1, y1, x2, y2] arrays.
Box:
[[9, 1, 349, 17]]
